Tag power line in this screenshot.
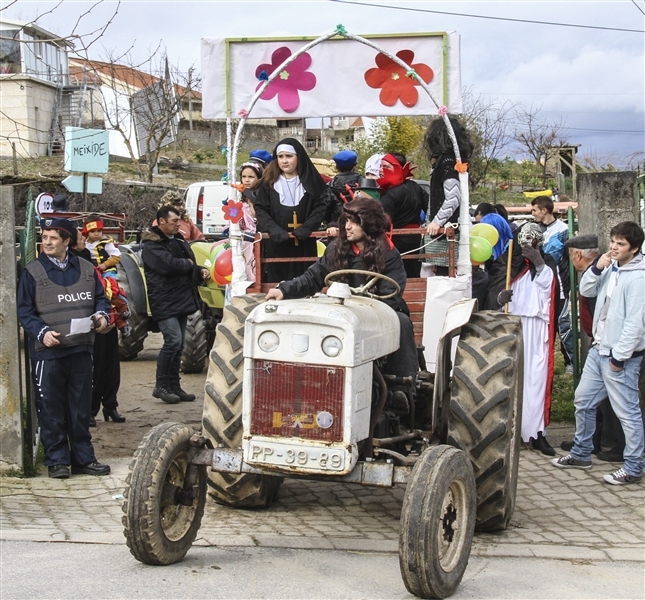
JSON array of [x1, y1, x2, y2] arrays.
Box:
[[632, 0, 645, 17], [327, 0, 645, 33]]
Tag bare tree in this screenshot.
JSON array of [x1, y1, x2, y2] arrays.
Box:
[[80, 49, 200, 182], [512, 105, 569, 186], [460, 89, 517, 188]]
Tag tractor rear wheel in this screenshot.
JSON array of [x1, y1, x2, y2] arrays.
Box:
[[447, 311, 523, 532], [117, 262, 150, 361], [181, 310, 208, 374], [201, 294, 283, 508], [399, 445, 476, 599], [122, 422, 206, 565]]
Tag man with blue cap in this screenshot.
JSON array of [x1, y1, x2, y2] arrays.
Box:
[[326, 149, 361, 227], [18, 218, 112, 478]]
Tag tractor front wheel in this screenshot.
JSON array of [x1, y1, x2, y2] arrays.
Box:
[[122, 422, 206, 565], [399, 445, 476, 599]]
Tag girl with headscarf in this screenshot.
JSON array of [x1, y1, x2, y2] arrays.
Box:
[[377, 153, 428, 277], [255, 138, 328, 282]]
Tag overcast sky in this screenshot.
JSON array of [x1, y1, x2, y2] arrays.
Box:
[[6, 0, 645, 167]]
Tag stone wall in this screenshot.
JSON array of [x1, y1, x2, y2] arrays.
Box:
[[0, 76, 58, 157]]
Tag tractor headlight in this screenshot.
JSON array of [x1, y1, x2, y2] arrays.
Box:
[[258, 330, 279, 353], [321, 335, 343, 357]]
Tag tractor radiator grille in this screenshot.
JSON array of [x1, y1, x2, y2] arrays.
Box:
[[250, 361, 345, 442]]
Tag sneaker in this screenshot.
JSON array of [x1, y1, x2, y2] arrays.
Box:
[[560, 440, 574, 451], [551, 454, 592, 469], [71, 461, 111, 476], [603, 468, 642, 486], [48, 465, 70, 479], [172, 386, 196, 402], [153, 386, 180, 404], [565, 364, 574, 375]]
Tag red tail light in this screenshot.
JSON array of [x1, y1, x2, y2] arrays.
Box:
[[251, 361, 345, 442], [196, 190, 204, 225]]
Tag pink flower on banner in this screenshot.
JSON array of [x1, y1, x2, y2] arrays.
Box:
[[255, 47, 316, 113], [438, 105, 448, 116], [238, 108, 249, 118], [364, 50, 434, 108]]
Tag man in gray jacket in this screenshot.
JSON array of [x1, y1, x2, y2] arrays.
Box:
[[552, 221, 645, 485]]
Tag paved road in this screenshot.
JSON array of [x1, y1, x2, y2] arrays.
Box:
[[1, 427, 644, 599], [1, 540, 643, 599]]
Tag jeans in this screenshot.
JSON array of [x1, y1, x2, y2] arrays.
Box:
[[156, 315, 188, 389], [572, 347, 644, 476]]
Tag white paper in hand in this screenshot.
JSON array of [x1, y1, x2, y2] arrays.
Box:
[[67, 317, 94, 336]]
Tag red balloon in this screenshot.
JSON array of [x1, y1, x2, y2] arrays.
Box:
[[213, 270, 231, 286], [215, 248, 233, 278]]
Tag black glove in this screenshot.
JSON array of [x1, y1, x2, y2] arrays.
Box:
[[521, 244, 545, 267], [497, 289, 514, 305], [270, 229, 290, 243], [292, 226, 311, 240]]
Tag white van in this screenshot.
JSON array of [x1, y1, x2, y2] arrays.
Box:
[[185, 181, 231, 237]]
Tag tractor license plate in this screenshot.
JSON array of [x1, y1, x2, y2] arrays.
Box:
[[247, 441, 346, 472]]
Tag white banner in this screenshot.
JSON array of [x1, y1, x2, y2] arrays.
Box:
[[201, 32, 462, 119]]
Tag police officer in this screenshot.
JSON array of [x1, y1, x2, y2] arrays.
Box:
[[18, 218, 112, 479]]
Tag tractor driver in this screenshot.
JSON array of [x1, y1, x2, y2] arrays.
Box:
[[265, 197, 418, 415]]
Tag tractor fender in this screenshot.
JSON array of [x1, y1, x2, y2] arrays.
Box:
[[120, 252, 148, 316], [432, 298, 477, 436]]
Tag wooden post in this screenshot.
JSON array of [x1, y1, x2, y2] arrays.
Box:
[[83, 172, 89, 211]]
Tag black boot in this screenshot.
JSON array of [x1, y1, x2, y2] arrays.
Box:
[[531, 432, 555, 456], [103, 408, 126, 422]]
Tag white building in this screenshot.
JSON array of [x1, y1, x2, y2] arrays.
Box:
[[0, 18, 99, 157]]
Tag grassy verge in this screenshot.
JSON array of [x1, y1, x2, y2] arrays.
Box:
[[550, 351, 575, 423]]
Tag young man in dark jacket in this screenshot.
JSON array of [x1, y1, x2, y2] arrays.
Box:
[[17, 218, 112, 478], [141, 205, 210, 403], [266, 197, 418, 414]]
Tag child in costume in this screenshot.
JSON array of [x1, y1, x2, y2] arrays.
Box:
[[82, 216, 122, 279], [254, 138, 329, 282]]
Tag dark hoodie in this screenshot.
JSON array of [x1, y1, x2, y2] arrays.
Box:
[[140, 226, 203, 321]]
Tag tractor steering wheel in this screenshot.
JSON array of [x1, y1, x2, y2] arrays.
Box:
[[324, 269, 401, 300]]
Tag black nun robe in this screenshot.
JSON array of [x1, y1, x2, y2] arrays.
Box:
[[255, 138, 328, 283]]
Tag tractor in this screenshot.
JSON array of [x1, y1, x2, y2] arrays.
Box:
[[121, 229, 523, 599], [116, 241, 225, 374], [121, 28, 523, 599]]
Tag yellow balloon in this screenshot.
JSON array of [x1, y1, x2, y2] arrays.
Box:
[[471, 223, 499, 247], [470, 236, 493, 264]]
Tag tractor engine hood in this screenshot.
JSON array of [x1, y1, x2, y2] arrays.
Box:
[[244, 295, 401, 368]]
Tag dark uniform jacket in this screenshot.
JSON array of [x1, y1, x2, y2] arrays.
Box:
[[17, 252, 110, 360], [140, 226, 203, 321], [278, 238, 409, 315]]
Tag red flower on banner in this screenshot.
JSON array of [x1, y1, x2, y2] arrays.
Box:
[[222, 199, 244, 223], [364, 50, 434, 108], [255, 46, 316, 113]]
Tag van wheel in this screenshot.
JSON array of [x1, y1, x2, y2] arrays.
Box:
[[201, 294, 283, 508]]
